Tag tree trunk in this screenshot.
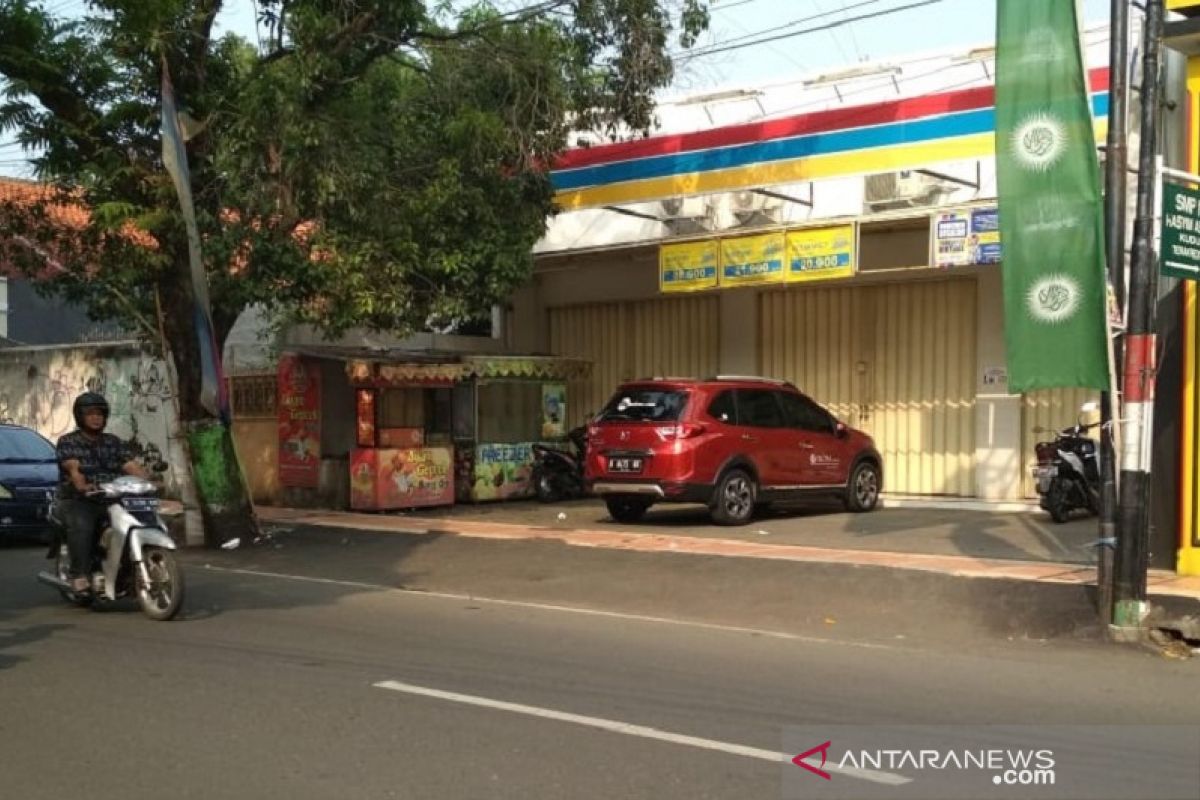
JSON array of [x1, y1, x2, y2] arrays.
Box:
[[159, 260, 259, 548]]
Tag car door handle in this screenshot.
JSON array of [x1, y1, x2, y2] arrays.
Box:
[[798, 442, 814, 449], [741, 434, 757, 442]]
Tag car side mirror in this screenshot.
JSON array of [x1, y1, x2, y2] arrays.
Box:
[[834, 422, 848, 439]]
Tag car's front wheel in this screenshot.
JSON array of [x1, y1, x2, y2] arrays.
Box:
[[710, 469, 756, 526], [844, 461, 881, 513]]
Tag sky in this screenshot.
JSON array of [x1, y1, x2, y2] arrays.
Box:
[[0, 0, 1116, 177]]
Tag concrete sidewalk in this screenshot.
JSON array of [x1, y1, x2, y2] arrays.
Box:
[[251, 500, 1200, 603]]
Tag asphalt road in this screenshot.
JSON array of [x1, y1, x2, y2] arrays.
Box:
[[1, 534, 1198, 800]]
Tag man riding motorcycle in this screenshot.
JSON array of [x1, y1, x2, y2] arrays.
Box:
[[55, 392, 149, 595]]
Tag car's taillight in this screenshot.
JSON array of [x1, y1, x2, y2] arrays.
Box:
[[656, 423, 706, 441]]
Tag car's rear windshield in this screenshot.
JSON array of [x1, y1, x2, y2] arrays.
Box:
[[0, 427, 56, 462], [598, 388, 689, 423]]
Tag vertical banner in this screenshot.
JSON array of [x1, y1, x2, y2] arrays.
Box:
[[161, 61, 229, 420], [995, 0, 1109, 391], [277, 355, 321, 487]]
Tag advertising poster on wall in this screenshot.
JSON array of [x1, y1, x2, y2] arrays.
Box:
[[934, 207, 1001, 268], [472, 443, 537, 501], [660, 240, 719, 293], [719, 232, 786, 287], [277, 355, 321, 488], [970, 207, 1001, 264], [933, 211, 971, 267], [786, 225, 856, 282], [541, 383, 567, 439]]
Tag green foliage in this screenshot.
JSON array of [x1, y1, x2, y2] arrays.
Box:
[[0, 0, 708, 343]]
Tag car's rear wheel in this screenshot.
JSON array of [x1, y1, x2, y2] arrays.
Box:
[[711, 469, 756, 526], [605, 497, 651, 523], [844, 461, 881, 513]]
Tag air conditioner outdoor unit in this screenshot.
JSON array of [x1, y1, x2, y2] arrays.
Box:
[[864, 170, 945, 210], [729, 189, 782, 225], [659, 195, 712, 219]]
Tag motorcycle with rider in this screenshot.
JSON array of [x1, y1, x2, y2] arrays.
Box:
[[38, 392, 184, 621]]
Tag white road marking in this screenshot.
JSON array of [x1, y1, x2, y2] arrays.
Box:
[[199, 565, 897, 651], [373, 679, 910, 786]]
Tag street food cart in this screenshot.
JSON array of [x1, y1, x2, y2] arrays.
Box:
[[344, 354, 589, 510]]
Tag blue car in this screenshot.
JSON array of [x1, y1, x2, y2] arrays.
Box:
[[0, 423, 59, 539]]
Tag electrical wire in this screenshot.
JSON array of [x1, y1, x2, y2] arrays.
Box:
[[677, 0, 946, 62]]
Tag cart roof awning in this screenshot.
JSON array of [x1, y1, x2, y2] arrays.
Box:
[[336, 353, 591, 386]]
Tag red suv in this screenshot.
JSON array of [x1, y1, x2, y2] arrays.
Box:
[[584, 376, 882, 525]]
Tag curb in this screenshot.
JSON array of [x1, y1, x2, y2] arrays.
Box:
[[249, 506, 1200, 604]]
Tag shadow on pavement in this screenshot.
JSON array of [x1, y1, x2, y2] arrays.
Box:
[[0, 540, 74, 670], [174, 526, 450, 622]]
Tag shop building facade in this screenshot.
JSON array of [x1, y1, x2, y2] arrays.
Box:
[[509, 30, 1117, 505]]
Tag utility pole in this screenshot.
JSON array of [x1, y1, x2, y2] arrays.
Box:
[[1099, 0, 1132, 628], [1112, 0, 1164, 636]]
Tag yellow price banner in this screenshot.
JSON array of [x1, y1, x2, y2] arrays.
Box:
[[659, 240, 719, 293], [785, 225, 856, 282], [719, 232, 786, 287]]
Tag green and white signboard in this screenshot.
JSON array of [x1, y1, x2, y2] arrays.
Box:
[[1163, 182, 1200, 280]]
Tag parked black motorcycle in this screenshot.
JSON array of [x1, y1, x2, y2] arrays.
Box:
[[531, 425, 588, 503], [1032, 406, 1102, 524]]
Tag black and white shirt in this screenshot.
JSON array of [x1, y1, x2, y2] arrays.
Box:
[[56, 430, 132, 499]]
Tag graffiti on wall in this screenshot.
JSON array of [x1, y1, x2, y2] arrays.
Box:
[[0, 345, 175, 474]]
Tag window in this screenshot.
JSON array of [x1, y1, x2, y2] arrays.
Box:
[[735, 389, 784, 428], [778, 391, 834, 433], [707, 390, 737, 424], [230, 375, 276, 419], [0, 427, 55, 462], [598, 388, 689, 423]]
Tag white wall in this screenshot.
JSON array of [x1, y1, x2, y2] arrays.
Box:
[[0, 277, 8, 340], [973, 268, 1023, 500], [0, 342, 183, 494]]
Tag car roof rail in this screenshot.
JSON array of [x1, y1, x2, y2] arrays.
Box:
[[707, 375, 797, 388]]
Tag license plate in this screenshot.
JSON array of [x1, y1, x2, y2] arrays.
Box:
[[123, 498, 160, 512], [608, 457, 644, 474]]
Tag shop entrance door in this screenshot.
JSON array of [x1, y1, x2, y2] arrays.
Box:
[[760, 277, 977, 496]]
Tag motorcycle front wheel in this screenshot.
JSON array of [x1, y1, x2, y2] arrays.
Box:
[[137, 547, 184, 621]]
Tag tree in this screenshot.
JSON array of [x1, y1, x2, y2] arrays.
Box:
[[0, 0, 708, 545]]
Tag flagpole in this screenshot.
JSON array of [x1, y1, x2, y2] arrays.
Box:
[[1099, 0, 1132, 629], [1112, 0, 1165, 638]]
